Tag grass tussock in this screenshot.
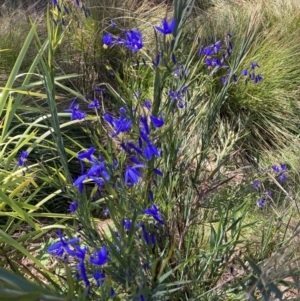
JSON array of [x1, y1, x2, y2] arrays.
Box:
[[192, 0, 300, 160]]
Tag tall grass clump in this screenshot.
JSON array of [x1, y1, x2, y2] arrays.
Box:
[[0, 12, 37, 79], [193, 0, 300, 161], [1, 0, 300, 301]]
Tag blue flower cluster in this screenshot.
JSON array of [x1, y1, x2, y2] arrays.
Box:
[[64, 98, 86, 120], [198, 35, 263, 85], [17, 150, 28, 167], [169, 85, 188, 108], [48, 200, 165, 294], [71, 102, 164, 191], [56, 82, 168, 296], [73, 146, 110, 193], [253, 164, 288, 208], [242, 62, 263, 84], [104, 108, 132, 137], [272, 164, 288, 182], [48, 230, 111, 293], [103, 29, 143, 53], [199, 37, 232, 73]]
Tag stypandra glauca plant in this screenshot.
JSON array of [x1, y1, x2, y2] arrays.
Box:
[[1, 1, 268, 301]]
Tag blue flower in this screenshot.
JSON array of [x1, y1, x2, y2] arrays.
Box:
[[69, 201, 78, 214], [127, 142, 143, 156], [280, 164, 288, 172], [155, 18, 176, 35], [75, 0, 80, 6], [78, 147, 95, 161], [90, 246, 108, 266], [120, 107, 127, 115], [178, 101, 185, 108], [73, 174, 87, 193], [73, 245, 87, 259], [144, 144, 160, 160], [206, 57, 222, 67], [119, 142, 129, 153], [123, 219, 131, 231], [103, 113, 132, 137], [103, 113, 114, 124], [65, 98, 86, 120], [212, 40, 222, 54], [152, 54, 160, 67], [103, 33, 114, 47], [86, 161, 110, 180], [138, 223, 149, 245], [257, 199, 265, 208], [221, 77, 227, 84], [205, 58, 213, 66], [123, 29, 143, 52], [90, 176, 105, 186], [242, 69, 249, 76], [140, 116, 150, 135], [77, 258, 90, 291], [169, 86, 187, 104], [48, 230, 80, 258], [93, 271, 105, 288], [110, 288, 116, 296], [203, 46, 213, 56], [113, 159, 118, 167], [125, 164, 145, 186], [180, 85, 188, 94], [150, 232, 156, 245], [130, 156, 143, 165], [17, 150, 28, 167], [173, 65, 189, 78], [133, 90, 141, 99], [110, 20, 116, 27], [278, 174, 287, 182], [140, 130, 151, 144], [271, 164, 288, 173], [143, 100, 152, 110], [250, 62, 259, 70], [150, 113, 164, 128], [272, 165, 281, 173], [253, 180, 259, 189], [253, 74, 263, 83], [154, 168, 163, 176], [88, 98, 101, 109], [198, 46, 204, 56], [143, 204, 164, 225]]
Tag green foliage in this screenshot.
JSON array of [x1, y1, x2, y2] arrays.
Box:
[[1, 0, 300, 301]]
